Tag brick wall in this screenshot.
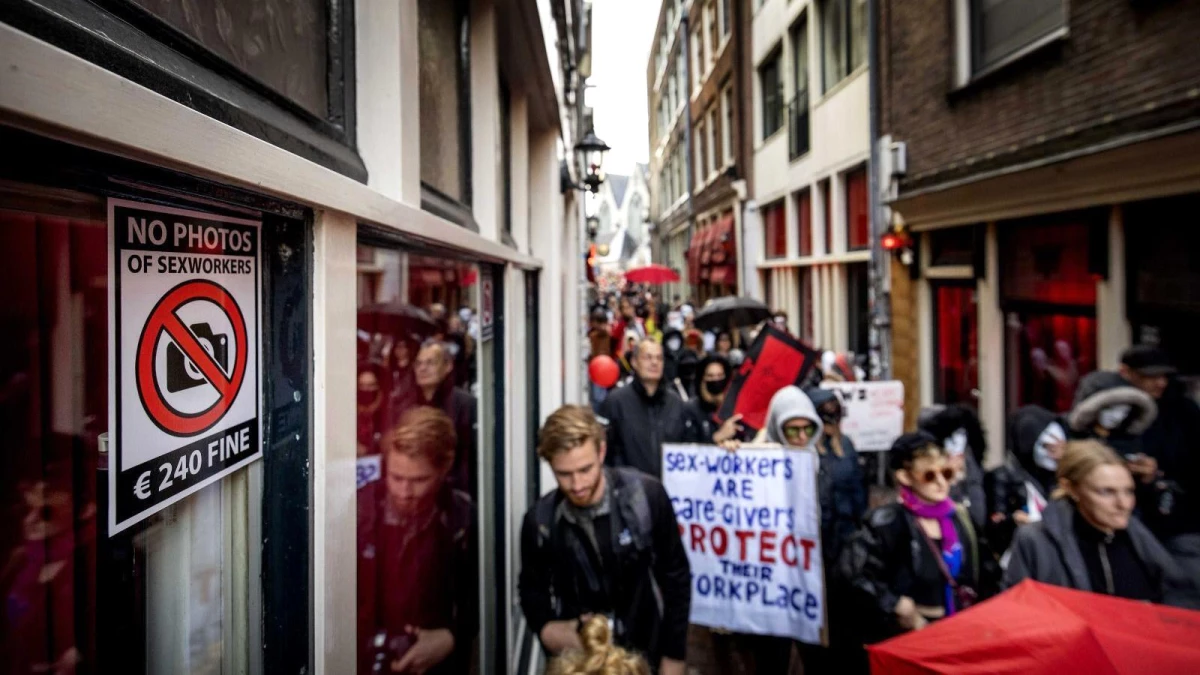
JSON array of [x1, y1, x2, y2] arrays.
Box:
[[880, 0, 1200, 193], [888, 256, 920, 433]]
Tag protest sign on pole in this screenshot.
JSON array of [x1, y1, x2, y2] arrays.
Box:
[[819, 380, 905, 451], [662, 443, 825, 644], [717, 325, 820, 432]]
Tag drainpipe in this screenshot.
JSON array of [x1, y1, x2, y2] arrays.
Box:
[[681, 14, 696, 297], [866, 0, 891, 380]]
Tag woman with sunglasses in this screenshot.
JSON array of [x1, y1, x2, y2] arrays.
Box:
[[1003, 439, 1193, 607], [841, 432, 980, 645]]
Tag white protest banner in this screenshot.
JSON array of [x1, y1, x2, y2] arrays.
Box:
[[662, 443, 825, 644], [820, 380, 905, 451]]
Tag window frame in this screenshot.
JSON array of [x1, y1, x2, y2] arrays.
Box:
[[954, 0, 1069, 87], [721, 83, 735, 167], [2, 0, 364, 182], [819, 0, 866, 94], [758, 47, 785, 141]]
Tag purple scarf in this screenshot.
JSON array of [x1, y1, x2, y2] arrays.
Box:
[[900, 485, 962, 616]]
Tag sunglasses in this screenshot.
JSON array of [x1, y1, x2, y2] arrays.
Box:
[[783, 423, 818, 441], [917, 467, 956, 484]]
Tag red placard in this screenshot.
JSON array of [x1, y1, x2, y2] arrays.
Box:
[[717, 324, 819, 431]]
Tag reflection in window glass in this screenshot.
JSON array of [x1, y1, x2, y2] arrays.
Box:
[[1006, 312, 1096, 414], [0, 193, 256, 674], [356, 245, 479, 674]]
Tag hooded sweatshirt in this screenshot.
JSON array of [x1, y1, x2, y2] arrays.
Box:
[[755, 386, 823, 449]]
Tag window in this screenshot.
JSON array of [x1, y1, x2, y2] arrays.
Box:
[[721, 0, 732, 37], [357, 246, 482, 674], [820, 0, 866, 92], [500, 76, 512, 241], [820, 179, 832, 254], [695, 120, 707, 188], [933, 282, 979, 405], [847, 262, 870, 357], [722, 85, 735, 166], [845, 166, 869, 250], [971, 0, 1066, 75], [692, 28, 703, 93], [796, 189, 813, 256], [707, 1, 719, 66], [798, 268, 814, 343], [763, 200, 787, 259], [759, 51, 784, 140], [930, 226, 980, 267], [1000, 217, 1101, 413], [707, 107, 719, 177], [419, 0, 472, 205], [789, 15, 811, 159]]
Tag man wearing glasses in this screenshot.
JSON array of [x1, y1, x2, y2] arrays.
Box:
[[598, 338, 687, 477]]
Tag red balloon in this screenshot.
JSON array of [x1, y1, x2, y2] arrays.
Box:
[[588, 355, 620, 388]]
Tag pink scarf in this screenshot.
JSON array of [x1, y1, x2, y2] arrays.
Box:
[[900, 485, 963, 616]]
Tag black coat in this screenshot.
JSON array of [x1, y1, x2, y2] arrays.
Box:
[[679, 397, 754, 445], [816, 433, 868, 564], [1003, 500, 1196, 609], [1139, 384, 1200, 539], [518, 469, 692, 664], [839, 503, 979, 642], [598, 379, 687, 477]]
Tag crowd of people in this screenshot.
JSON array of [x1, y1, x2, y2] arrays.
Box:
[[351, 289, 1198, 674], [527, 292, 1200, 675]]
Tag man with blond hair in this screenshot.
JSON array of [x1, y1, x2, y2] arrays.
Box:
[[518, 405, 690, 675]]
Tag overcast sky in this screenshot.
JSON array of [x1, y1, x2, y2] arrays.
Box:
[[586, 0, 661, 175]]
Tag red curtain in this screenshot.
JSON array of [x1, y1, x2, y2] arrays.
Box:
[[796, 190, 812, 257], [846, 167, 869, 250], [763, 201, 786, 258]]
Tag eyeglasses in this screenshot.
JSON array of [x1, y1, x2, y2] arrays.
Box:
[[918, 467, 956, 484], [783, 423, 817, 442]]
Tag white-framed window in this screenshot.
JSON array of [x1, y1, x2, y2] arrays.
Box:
[[691, 27, 703, 94], [694, 119, 706, 187], [960, 0, 1066, 82], [720, 0, 732, 38], [721, 84, 734, 166], [707, 107, 718, 178], [820, 0, 867, 93], [706, 1, 718, 69]]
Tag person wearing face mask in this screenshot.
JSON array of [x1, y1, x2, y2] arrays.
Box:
[[659, 329, 690, 400], [799, 388, 869, 675], [918, 405, 988, 530], [1003, 440, 1194, 608], [1066, 371, 1158, 484], [358, 361, 390, 457], [805, 389, 867, 564], [840, 432, 980, 645], [680, 355, 750, 446]]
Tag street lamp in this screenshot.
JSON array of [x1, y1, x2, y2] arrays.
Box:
[[574, 129, 611, 193], [586, 215, 600, 240]]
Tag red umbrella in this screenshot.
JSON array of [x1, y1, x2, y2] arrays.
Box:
[[623, 264, 680, 285], [869, 580, 1200, 674]]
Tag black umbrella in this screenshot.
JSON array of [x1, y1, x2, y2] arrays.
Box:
[[693, 296, 771, 333], [358, 301, 439, 337]]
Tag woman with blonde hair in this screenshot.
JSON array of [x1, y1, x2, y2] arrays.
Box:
[[546, 616, 649, 675], [1003, 440, 1194, 607]]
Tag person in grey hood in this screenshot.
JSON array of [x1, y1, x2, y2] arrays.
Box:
[[1067, 370, 1157, 462], [1003, 439, 1195, 609], [754, 385, 823, 448]]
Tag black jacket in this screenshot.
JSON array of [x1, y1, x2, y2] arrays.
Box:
[[599, 379, 687, 477], [1139, 383, 1200, 539], [1007, 405, 1063, 496], [919, 405, 988, 529], [1003, 499, 1196, 609], [518, 468, 692, 664], [679, 397, 754, 445], [839, 503, 979, 642]]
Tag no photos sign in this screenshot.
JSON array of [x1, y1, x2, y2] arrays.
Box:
[[108, 199, 263, 533]]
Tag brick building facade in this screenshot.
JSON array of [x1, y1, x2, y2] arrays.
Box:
[[647, 0, 755, 305], [879, 0, 1200, 461]]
